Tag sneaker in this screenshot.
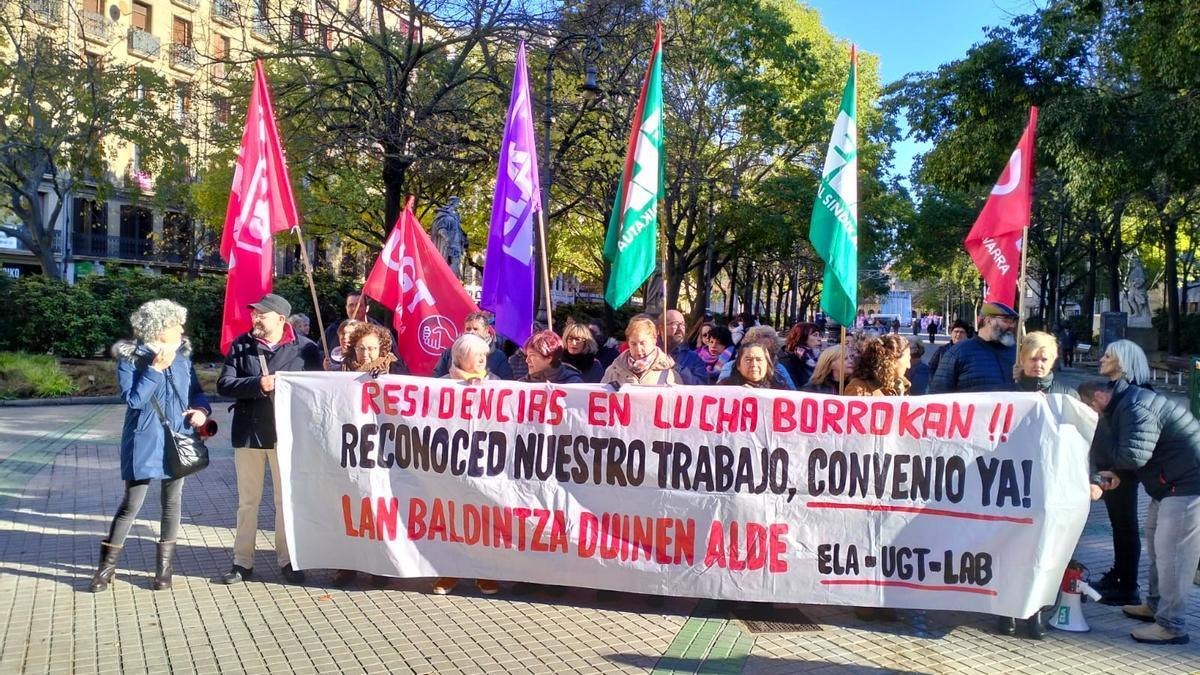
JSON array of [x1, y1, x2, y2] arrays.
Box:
[[1122, 604, 1156, 623], [218, 565, 253, 585], [1092, 569, 1122, 594], [1131, 623, 1189, 645], [280, 564, 306, 584], [432, 577, 459, 595], [1100, 587, 1141, 607], [475, 579, 499, 595]]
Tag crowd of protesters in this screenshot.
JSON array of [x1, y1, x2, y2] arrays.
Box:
[[91, 292, 1200, 647]]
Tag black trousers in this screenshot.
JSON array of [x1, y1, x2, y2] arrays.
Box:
[[1102, 471, 1141, 588], [105, 478, 185, 546]]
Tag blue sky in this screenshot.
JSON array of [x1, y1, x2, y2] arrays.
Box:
[[802, 0, 1037, 183]]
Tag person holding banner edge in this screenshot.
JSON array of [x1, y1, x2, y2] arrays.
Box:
[[217, 293, 322, 586]]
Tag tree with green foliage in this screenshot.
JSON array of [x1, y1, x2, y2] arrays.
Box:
[[0, 2, 186, 279]]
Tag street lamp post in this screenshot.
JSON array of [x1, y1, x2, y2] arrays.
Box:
[[537, 33, 602, 320]]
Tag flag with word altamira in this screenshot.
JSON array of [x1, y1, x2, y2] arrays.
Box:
[[363, 197, 479, 376], [481, 42, 541, 345], [603, 23, 664, 309], [219, 60, 300, 354], [809, 46, 858, 329], [964, 106, 1038, 308]]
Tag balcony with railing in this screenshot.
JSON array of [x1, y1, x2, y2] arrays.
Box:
[[0, 228, 64, 256], [172, 0, 200, 9], [127, 28, 161, 59], [253, 17, 272, 38], [69, 232, 223, 268], [170, 43, 199, 72], [81, 10, 116, 45], [27, 0, 62, 25], [212, 0, 239, 26]]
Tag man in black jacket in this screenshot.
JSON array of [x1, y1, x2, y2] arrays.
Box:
[[1103, 378, 1200, 645], [217, 294, 322, 585], [929, 302, 1018, 394], [430, 311, 513, 379]]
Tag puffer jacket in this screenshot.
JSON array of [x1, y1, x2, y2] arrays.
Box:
[[601, 349, 681, 386], [1107, 378, 1200, 499], [217, 327, 323, 449], [1015, 373, 1079, 398], [928, 336, 1016, 394], [114, 339, 211, 480]]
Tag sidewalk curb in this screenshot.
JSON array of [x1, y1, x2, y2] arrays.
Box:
[[0, 395, 236, 407]]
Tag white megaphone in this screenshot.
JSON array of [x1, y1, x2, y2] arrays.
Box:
[[1050, 561, 1101, 633]]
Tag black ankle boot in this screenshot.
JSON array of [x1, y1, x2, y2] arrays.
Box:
[[997, 616, 1017, 636], [1025, 610, 1046, 640], [89, 541, 122, 592], [153, 541, 175, 590]]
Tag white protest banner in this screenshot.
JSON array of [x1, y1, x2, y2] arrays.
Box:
[[276, 372, 1096, 617]]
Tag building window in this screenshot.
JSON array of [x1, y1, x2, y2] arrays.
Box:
[[132, 1, 151, 31], [72, 198, 108, 256], [119, 205, 154, 258], [83, 0, 103, 13], [172, 17, 193, 47], [214, 96, 232, 127], [290, 10, 307, 41], [213, 34, 230, 79], [174, 83, 192, 124]]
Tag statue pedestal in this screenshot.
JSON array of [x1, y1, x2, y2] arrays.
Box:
[[1127, 326, 1158, 355]]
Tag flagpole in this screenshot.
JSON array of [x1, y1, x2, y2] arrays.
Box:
[[1016, 224, 1030, 339], [839, 325, 847, 395], [536, 209, 554, 331], [292, 225, 330, 357]]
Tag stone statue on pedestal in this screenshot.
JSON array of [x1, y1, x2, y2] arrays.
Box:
[[1122, 253, 1153, 328], [431, 197, 466, 280]]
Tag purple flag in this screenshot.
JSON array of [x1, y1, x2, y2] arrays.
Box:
[[481, 42, 542, 345]]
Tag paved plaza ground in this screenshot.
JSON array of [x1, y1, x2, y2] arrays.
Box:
[[2, 360, 1199, 674]]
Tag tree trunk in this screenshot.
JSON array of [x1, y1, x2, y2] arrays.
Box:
[[1081, 245, 1097, 324], [1161, 212, 1182, 355], [763, 273, 775, 326], [381, 151, 410, 237], [1107, 214, 1123, 312]]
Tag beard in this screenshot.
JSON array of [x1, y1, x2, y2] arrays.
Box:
[[998, 330, 1016, 347], [251, 323, 268, 339]]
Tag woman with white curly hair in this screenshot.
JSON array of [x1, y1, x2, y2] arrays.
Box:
[[90, 299, 211, 593]]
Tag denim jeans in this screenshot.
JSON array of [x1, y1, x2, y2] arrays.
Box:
[[1145, 495, 1200, 635], [105, 478, 185, 546]]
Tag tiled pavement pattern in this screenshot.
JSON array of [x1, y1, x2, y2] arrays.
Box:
[[2, 397, 1199, 674]]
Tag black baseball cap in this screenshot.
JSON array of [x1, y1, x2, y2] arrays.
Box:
[[248, 293, 291, 317]]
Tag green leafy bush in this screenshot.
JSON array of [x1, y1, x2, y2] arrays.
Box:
[[1152, 309, 1200, 354], [0, 269, 359, 359], [0, 352, 78, 399]]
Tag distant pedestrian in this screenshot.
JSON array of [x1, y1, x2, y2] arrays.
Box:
[[91, 300, 211, 593]]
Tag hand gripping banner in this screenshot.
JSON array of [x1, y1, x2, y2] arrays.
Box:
[[276, 373, 1095, 618]]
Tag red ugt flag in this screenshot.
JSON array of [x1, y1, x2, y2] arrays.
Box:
[[964, 106, 1037, 308], [219, 60, 299, 354], [363, 198, 480, 376]]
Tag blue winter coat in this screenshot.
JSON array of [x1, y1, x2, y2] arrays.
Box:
[[115, 339, 211, 480], [928, 336, 1016, 394]]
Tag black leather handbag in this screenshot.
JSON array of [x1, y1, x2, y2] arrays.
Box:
[[151, 374, 210, 478]]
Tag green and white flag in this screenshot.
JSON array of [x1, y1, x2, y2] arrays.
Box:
[[809, 46, 858, 328], [603, 24, 664, 309]]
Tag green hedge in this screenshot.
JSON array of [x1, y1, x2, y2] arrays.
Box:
[[1152, 309, 1200, 355], [0, 352, 78, 399], [0, 269, 359, 360]]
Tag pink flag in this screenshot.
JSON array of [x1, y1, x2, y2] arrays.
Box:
[[964, 107, 1037, 307], [219, 61, 300, 354], [363, 197, 480, 376]]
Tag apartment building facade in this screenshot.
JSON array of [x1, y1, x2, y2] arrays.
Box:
[[1, 0, 415, 280]]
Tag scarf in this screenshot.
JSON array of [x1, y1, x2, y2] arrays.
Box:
[[626, 349, 660, 376], [562, 351, 596, 373], [354, 353, 397, 375], [1018, 373, 1054, 393], [449, 366, 488, 381]]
